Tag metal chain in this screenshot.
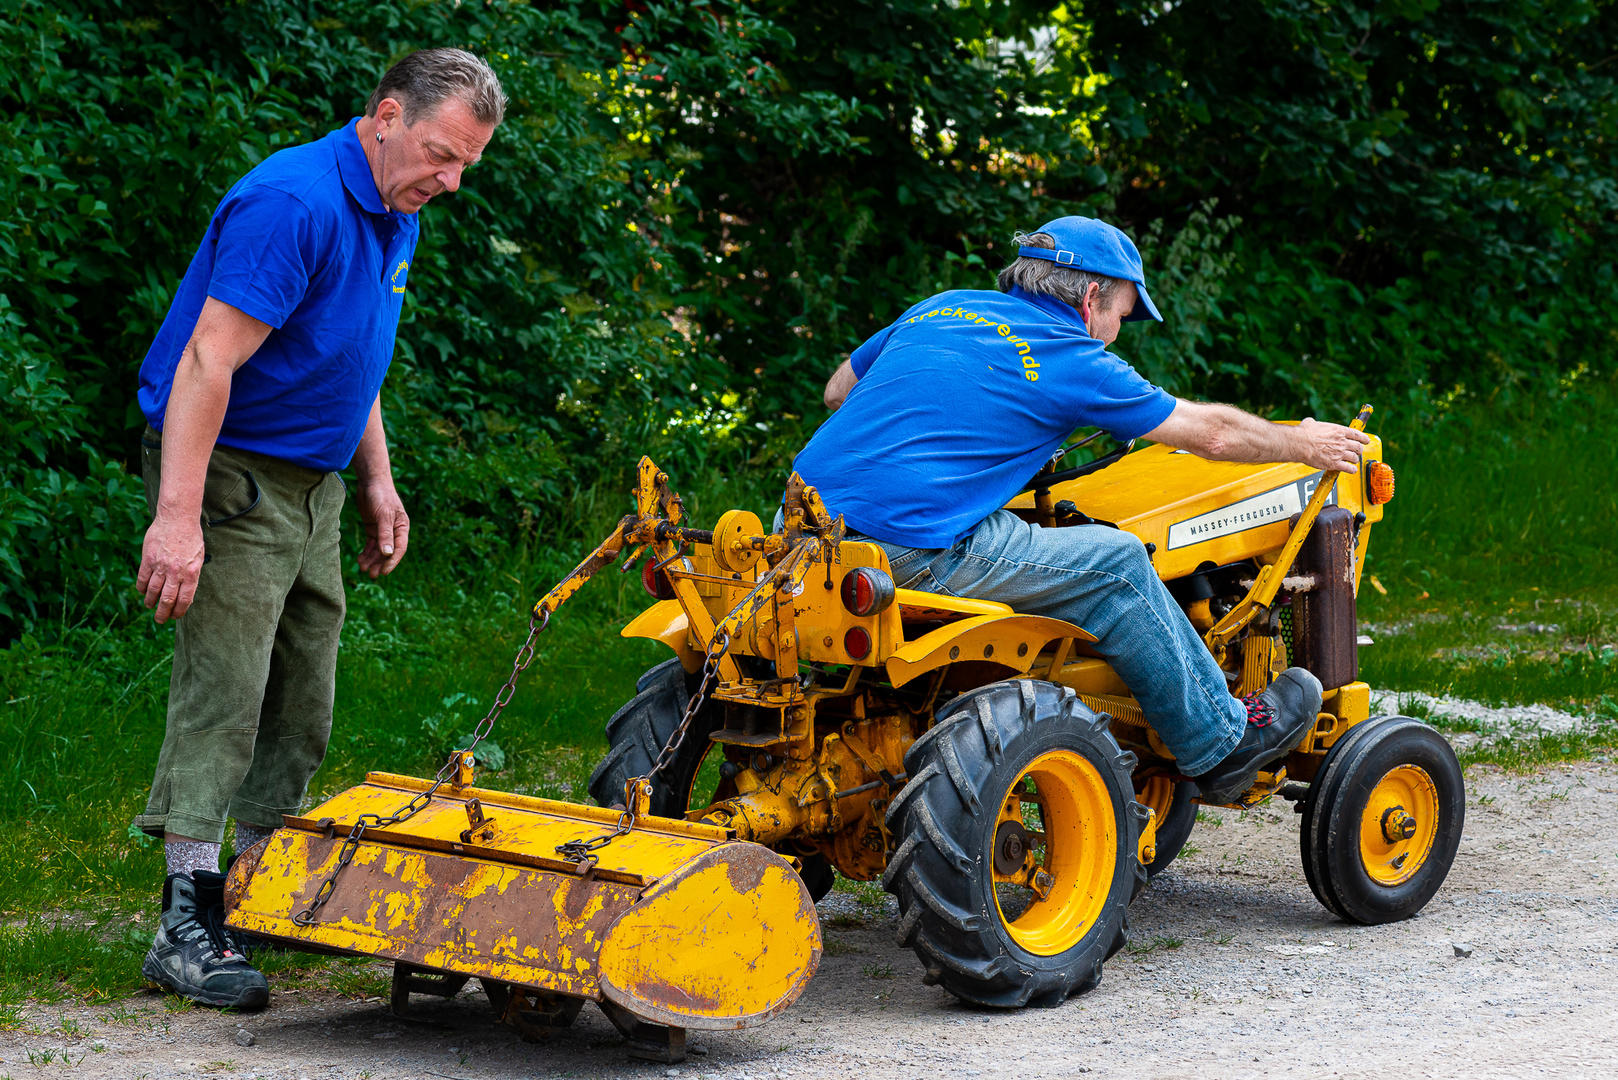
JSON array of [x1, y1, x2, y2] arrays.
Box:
[[554, 627, 730, 864], [648, 628, 729, 782], [291, 611, 548, 926]]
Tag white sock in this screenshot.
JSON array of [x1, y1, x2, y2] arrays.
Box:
[[165, 840, 221, 879], [234, 821, 275, 854]]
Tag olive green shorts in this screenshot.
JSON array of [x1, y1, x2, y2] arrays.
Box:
[[133, 427, 347, 843]]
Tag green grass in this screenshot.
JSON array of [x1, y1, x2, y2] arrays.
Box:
[[0, 378, 1614, 1001], [1125, 934, 1185, 957], [0, 918, 142, 1003], [1355, 374, 1618, 726], [1364, 372, 1618, 604], [1360, 604, 1618, 712]]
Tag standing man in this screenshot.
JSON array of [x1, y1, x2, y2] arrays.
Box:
[[132, 49, 505, 1009]]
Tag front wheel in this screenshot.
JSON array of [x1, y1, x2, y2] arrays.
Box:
[[884, 680, 1148, 1008], [1300, 715, 1464, 924]]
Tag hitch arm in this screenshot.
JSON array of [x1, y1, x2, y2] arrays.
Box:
[[533, 516, 636, 618], [531, 458, 686, 621]]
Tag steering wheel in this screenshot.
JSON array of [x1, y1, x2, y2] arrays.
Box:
[[1018, 433, 1137, 498]]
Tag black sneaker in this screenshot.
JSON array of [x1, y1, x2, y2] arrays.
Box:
[[1191, 667, 1323, 805], [142, 872, 269, 1009]]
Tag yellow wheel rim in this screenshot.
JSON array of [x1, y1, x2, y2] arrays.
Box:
[[1135, 776, 1176, 829], [1358, 764, 1439, 886], [991, 750, 1117, 956]]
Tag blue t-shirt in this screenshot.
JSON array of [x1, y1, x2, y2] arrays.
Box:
[[138, 119, 420, 472], [791, 286, 1176, 547]]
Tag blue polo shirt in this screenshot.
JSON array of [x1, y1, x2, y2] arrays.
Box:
[[791, 287, 1176, 547], [138, 118, 419, 472]]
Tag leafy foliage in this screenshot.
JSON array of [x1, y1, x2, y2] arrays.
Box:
[[2, 0, 1614, 633], [1079, 0, 1618, 407]]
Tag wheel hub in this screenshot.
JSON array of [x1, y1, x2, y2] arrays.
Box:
[[1359, 764, 1441, 887], [1380, 805, 1418, 843], [994, 819, 1030, 875]]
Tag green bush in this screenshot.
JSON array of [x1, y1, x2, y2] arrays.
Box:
[[3, 0, 1614, 635]]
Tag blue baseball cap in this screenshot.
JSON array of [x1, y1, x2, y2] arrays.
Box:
[[1017, 216, 1162, 323]]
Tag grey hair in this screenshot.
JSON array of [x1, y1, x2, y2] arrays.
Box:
[[366, 48, 507, 128], [997, 232, 1127, 312]]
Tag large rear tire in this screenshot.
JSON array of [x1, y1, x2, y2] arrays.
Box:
[[1135, 776, 1198, 880], [884, 680, 1148, 1008], [588, 658, 835, 902], [588, 659, 716, 818]]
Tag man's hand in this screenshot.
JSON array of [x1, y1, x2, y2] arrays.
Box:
[[134, 297, 271, 622], [1144, 400, 1370, 471], [136, 514, 207, 623], [351, 394, 407, 577], [1291, 417, 1372, 473], [356, 480, 409, 578]]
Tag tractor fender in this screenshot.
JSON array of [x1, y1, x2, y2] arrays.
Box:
[[621, 599, 702, 672], [884, 614, 1097, 688]]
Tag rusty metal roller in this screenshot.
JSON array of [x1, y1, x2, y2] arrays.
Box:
[[224, 773, 821, 1032]]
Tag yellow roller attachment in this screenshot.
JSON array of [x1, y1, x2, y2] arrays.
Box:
[[224, 773, 821, 1031], [597, 846, 821, 1028]]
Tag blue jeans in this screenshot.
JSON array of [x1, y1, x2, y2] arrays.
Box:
[[867, 511, 1245, 775]]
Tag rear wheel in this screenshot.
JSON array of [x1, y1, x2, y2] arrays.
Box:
[[1134, 776, 1198, 880], [588, 659, 835, 902], [884, 680, 1147, 1007], [1300, 716, 1464, 924]]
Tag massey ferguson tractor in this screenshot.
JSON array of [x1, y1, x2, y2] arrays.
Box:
[[223, 405, 1463, 1063]]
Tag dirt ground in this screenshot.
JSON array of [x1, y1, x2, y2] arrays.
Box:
[[6, 761, 1617, 1080]]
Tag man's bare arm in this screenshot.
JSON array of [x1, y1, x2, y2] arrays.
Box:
[[351, 395, 410, 578], [1142, 399, 1370, 473], [824, 359, 857, 411], [136, 297, 272, 623]]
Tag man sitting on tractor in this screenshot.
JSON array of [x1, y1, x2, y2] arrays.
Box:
[[792, 216, 1372, 804]]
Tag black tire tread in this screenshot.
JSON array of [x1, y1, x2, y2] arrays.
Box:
[[589, 659, 696, 817], [1302, 715, 1464, 925], [589, 659, 837, 904], [884, 679, 1147, 1008], [1301, 716, 1401, 920]]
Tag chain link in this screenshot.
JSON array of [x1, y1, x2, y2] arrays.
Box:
[[554, 627, 730, 864], [291, 611, 549, 926], [556, 540, 816, 862], [649, 628, 729, 781]]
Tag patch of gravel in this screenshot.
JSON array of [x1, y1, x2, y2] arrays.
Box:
[[1370, 689, 1605, 751], [1357, 612, 1451, 638]]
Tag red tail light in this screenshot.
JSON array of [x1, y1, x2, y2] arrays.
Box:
[[844, 626, 872, 660], [642, 560, 676, 600], [840, 567, 896, 617]]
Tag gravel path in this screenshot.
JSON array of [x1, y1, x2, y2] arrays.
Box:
[[6, 761, 1617, 1080]]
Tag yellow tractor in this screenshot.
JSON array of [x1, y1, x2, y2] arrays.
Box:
[[224, 405, 1463, 1062]]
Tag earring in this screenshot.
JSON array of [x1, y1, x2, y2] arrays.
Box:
[[375, 132, 383, 143]]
